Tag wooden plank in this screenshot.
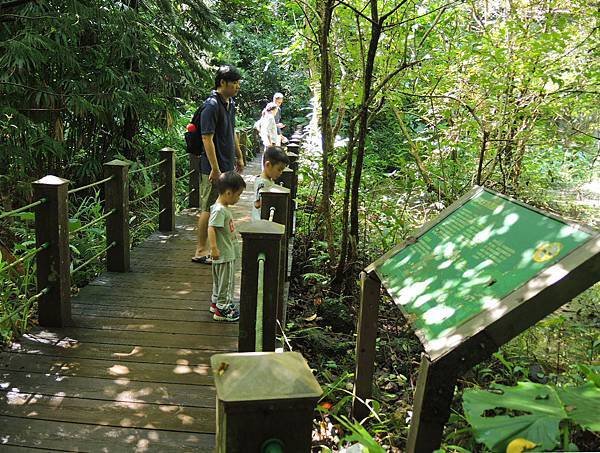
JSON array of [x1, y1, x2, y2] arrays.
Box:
[[0, 415, 215, 451], [0, 159, 266, 450], [27, 327, 238, 351], [0, 444, 53, 452], [0, 392, 216, 433], [92, 271, 212, 284], [0, 352, 214, 386], [87, 278, 206, 291], [71, 316, 238, 337], [129, 261, 214, 273], [0, 369, 215, 407], [71, 303, 215, 322], [73, 286, 212, 303], [9, 336, 221, 366]]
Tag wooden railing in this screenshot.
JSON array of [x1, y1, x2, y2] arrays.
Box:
[[237, 129, 303, 352], [212, 125, 322, 453], [0, 147, 199, 328]]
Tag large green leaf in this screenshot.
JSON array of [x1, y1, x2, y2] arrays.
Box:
[[463, 382, 566, 452], [558, 383, 600, 432]]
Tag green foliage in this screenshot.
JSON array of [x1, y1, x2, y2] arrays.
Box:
[[0, 0, 220, 203], [335, 414, 386, 453], [463, 381, 600, 452], [216, 0, 310, 123], [557, 383, 600, 432]]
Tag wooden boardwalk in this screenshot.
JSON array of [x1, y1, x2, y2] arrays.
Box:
[[0, 159, 261, 451]]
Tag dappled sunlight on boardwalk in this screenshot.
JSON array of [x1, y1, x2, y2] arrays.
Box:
[[0, 157, 264, 450]]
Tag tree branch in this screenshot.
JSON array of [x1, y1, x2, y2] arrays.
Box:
[[368, 58, 427, 104], [380, 0, 411, 22], [337, 0, 376, 26]]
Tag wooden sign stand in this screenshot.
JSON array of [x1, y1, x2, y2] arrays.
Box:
[[352, 186, 600, 452]]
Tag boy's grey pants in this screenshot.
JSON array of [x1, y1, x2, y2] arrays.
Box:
[[212, 261, 235, 308]]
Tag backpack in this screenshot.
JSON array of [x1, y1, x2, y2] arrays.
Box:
[[184, 105, 204, 156]]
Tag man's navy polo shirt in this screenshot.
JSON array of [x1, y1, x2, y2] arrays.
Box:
[[200, 91, 236, 174]]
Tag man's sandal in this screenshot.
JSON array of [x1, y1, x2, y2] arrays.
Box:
[[191, 255, 213, 264]]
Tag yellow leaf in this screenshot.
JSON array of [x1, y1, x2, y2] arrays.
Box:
[[506, 438, 537, 453]]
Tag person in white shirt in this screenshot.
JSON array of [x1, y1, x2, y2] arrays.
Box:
[[259, 102, 280, 150]]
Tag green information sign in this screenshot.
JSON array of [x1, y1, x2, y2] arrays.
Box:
[[373, 187, 593, 360]]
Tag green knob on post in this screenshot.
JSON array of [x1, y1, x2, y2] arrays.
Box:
[[261, 439, 284, 453]]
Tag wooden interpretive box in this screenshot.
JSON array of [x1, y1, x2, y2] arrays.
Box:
[[211, 351, 322, 452]]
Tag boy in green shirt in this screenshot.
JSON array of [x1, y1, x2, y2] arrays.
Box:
[[252, 146, 290, 220], [208, 171, 246, 321]]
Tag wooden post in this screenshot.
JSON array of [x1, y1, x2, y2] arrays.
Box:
[[286, 151, 299, 202], [159, 147, 175, 232], [33, 175, 72, 327], [239, 131, 249, 163], [351, 270, 381, 421], [260, 186, 291, 327], [238, 221, 285, 352], [188, 153, 200, 208], [211, 351, 322, 453], [275, 168, 295, 238], [252, 129, 262, 157], [286, 143, 300, 157], [104, 160, 130, 272], [406, 354, 457, 453]]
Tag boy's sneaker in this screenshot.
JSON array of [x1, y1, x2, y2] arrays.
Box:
[[210, 302, 217, 313], [213, 304, 240, 322]]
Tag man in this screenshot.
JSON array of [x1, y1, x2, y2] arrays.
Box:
[[273, 92, 287, 143], [192, 65, 245, 264]]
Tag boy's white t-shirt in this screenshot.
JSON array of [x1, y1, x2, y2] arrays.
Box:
[[252, 176, 274, 220]]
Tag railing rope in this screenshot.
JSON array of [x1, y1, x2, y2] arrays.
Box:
[[0, 242, 49, 273], [131, 208, 167, 234], [67, 176, 114, 195], [129, 184, 166, 205], [70, 241, 116, 274], [0, 198, 47, 220], [129, 158, 167, 174], [70, 209, 116, 235]]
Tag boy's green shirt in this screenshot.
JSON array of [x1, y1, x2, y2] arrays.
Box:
[[209, 201, 240, 263]]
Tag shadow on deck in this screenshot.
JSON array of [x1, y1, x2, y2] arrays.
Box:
[[0, 159, 263, 451]]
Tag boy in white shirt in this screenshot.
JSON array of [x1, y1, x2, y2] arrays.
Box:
[[252, 146, 290, 221], [208, 171, 246, 321]]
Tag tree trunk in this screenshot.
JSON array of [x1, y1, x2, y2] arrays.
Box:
[[348, 4, 381, 264], [317, 0, 336, 263], [333, 118, 358, 288]]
